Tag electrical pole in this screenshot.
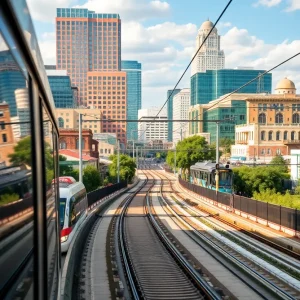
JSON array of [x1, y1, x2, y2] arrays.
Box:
[[133, 139, 135, 160], [215, 122, 219, 192], [117, 139, 120, 184], [79, 113, 83, 183]]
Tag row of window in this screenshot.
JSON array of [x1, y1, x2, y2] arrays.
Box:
[[261, 130, 300, 141], [57, 21, 118, 26], [258, 112, 300, 124], [261, 149, 282, 155], [258, 103, 300, 111]]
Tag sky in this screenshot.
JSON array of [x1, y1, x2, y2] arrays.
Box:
[[27, 0, 300, 109]]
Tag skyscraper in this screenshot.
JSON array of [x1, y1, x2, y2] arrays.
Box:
[[191, 20, 225, 76], [121, 60, 142, 141], [173, 89, 190, 144], [56, 8, 127, 144], [190, 68, 272, 106], [167, 89, 181, 142]]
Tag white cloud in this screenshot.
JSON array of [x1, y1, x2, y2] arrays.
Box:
[[75, 0, 170, 21], [254, 0, 282, 7], [285, 0, 300, 11], [38, 32, 56, 64], [221, 26, 300, 92], [27, 0, 74, 22]]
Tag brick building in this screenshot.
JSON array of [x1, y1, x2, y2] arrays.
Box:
[[58, 128, 99, 159]]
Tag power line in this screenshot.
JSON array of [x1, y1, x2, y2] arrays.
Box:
[[174, 51, 300, 135], [138, 0, 233, 140]]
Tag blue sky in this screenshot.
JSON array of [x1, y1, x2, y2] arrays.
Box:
[[27, 0, 300, 108]]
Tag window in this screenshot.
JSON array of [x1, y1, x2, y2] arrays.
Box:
[[261, 149, 265, 155], [276, 149, 281, 155], [267, 148, 271, 155], [2, 133, 7, 142], [258, 113, 266, 124], [284, 131, 288, 140], [276, 131, 281, 141], [268, 131, 273, 140], [58, 117, 64, 128], [0, 121, 5, 130], [291, 131, 296, 141], [260, 131, 265, 141], [292, 113, 299, 124], [0, 110, 3, 117], [275, 113, 283, 124]]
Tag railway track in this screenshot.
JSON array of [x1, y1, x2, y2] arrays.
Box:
[[153, 170, 300, 300], [115, 170, 221, 300]]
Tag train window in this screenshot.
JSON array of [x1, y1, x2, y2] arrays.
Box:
[[0, 33, 34, 298], [42, 106, 59, 298]]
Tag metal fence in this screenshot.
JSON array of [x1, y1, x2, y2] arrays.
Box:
[[179, 177, 299, 232], [87, 182, 127, 207]]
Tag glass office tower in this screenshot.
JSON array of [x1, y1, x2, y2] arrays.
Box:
[[190, 69, 272, 106], [121, 60, 141, 141]]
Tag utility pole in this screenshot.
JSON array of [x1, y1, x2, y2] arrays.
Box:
[[215, 122, 220, 192], [180, 128, 183, 141], [117, 139, 120, 183], [133, 139, 135, 160], [79, 113, 83, 183]]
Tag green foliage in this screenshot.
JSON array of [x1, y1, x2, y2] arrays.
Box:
[[233, 165, 290, 197], [295, 180, 300, 195], [109, 154, 136, 183], [253, 189, 300, 209], [103, 178, 110, 186], [59, 155, 73, 176], [270, 154, 288, 173], [0, 193, 20, 205], [9, 136, 32, 166], [175, 135, 215, 179], [220, 138, 234, 155], [166, 151, 174, 169], [83, 165, 101, 192]]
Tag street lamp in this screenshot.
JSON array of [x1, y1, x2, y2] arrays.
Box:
[[79, 113, 83, 183]]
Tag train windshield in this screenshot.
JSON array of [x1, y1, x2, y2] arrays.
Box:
[[60, 198, 67, 228], [219, 170, 232, 185]]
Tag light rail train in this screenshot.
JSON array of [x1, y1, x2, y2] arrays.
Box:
[[58, 177, 88, 253], [190, 161, 233, 193]]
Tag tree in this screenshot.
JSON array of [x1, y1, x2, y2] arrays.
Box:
[[109, 154, 136, 183], [220, 138, 234, 155], [9, 136, 32, 166], [166, 151, 174, 169], [233, 165, 290, 197], [175, 135, 215, 179], [270, 154, 288, 173], [83, 165, 101, 192]]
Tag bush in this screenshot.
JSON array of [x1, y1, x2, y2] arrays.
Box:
[[253, 189, 300, 209]]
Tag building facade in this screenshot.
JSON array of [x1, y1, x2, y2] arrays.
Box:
[[167, 89, 181, 142], [55, 107, 102, 134], [56, 8, 127, 144], [0, 102, 15, 166], [46, 69, 76, 108], [58, 128, 99, 159], [191, 68, 272, 106], [173, 88, 190, 144], [191, 20, 225, 76], [231, 78, 300, 161], [0, 50, 26, 117], [121, 60, 142, 141], [138, 107, 168, 142]]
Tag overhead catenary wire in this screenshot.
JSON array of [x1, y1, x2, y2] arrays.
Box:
[[138, 0, 233, 140], [173, 51, 300, 134]]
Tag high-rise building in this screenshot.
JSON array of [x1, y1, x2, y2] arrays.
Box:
[[46, 69, 76, 108], [138, 107, 168, 142], [56, 8, 127, 144], [167, 89, 181, 142], [173, 89, 190, 144], [191, 68, 272, 106], [0, 50, 26, 117], [121, 60, 142, 141], [191, 20, 225, 76]]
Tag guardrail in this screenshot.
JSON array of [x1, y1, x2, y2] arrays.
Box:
[[178, 177, 300, 238]]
